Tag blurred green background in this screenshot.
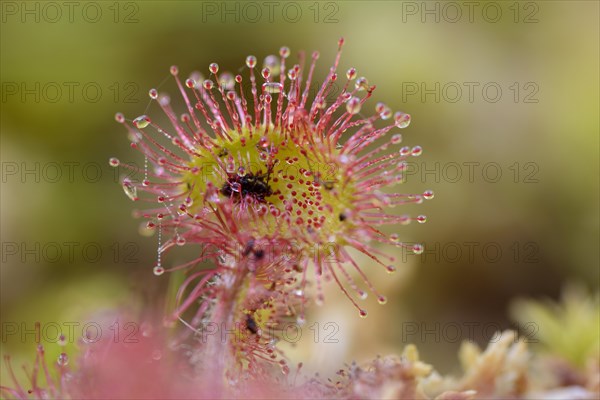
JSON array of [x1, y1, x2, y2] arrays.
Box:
[[1, 0, 598, 379]]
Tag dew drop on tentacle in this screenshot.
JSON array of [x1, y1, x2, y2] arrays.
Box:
[[109, 157, 120, 167], [411, 146, 423, 157], [140, 222, 155, 237], [346, 67, 357, 80], [386, 265, 397, 274], [359, 309, 368, 318], [203, 80, 214, 90], [153, 265, 165, 276], [391, 134, 402, 145], [258, 136, 270, 148], [394, 111, 411, 128], [412, 244, 424, 255], [209, 63, 219, 74], [149, 88, 158, 99], [346, 97, 361, 114], [377, 295, 387, 305], [57, 353, 69, 366], [423, 190, 434, 200], [246, 55, 257, 69], [355, 77, 369, 91], [122, 179, 138, 201], [115, 112, 125, 123], [279, 46, 290, 58], [142, 179, 150, 187], [133, 115, 151, 129], [261, 68, 271, 80], [416, 215, 427, 224], [376, 103, 392, 120]]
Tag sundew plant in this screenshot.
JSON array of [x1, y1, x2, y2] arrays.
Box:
[[2, 40, 598, 400], [112, 38, 429, 378]]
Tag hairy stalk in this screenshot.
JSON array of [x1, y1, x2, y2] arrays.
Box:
[[202, 262, 249, 389]]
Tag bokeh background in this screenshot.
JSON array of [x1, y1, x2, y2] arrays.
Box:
[[1, 0, 598, 381]]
